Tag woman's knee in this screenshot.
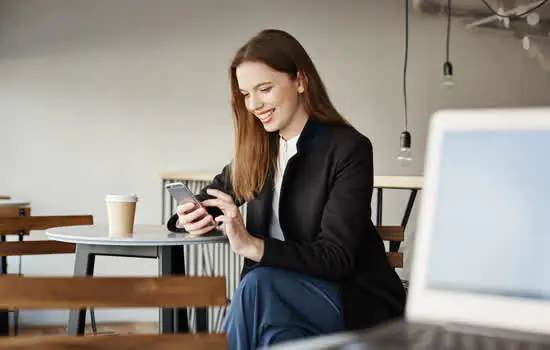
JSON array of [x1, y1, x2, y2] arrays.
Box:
[[243, 266, 279, 282], [231, 267, 274, 307], [238, 266, 281, 292]]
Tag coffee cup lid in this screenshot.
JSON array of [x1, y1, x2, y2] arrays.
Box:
[[105, 194, 138, 202]]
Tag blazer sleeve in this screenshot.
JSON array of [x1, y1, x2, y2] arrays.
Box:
[[258, 137, 375, 281], [166, 163, 241, 233]]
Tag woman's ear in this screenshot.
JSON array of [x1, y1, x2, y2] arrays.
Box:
[[296, 71, 307, 94]]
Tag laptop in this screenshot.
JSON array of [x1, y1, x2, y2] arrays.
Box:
[[273, 107, 550, 349]]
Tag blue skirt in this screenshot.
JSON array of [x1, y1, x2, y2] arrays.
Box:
[[222, 266, 343, 350]]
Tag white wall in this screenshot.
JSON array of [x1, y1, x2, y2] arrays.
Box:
[[1, 0, 549, 326]]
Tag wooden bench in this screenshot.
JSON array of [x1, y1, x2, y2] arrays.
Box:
[[0, 215, 93, 336], [0, 275, 228, 349]]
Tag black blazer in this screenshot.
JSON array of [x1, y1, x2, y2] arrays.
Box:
[[167, 119, 406, 330]]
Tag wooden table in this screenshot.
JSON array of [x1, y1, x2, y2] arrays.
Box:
[[46, 224, 228, 335], [0, 200, 30, 336]]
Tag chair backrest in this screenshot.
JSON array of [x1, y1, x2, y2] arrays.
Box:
[[0, 214, 93, 241], [376, 226, 404, 268], [0, 276, 228, 349], [0, 215, 93, 255], [0, 206, 31, 236], [0, 215, 93, 235], [0, 240, 76, 257]]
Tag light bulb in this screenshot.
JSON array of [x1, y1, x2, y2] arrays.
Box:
[[442, 61, 455, 87], [397, 131, 412, 167], [526, 12, 540, 26]]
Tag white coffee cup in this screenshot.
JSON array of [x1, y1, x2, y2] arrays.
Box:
[[105, 194, 138, 237]]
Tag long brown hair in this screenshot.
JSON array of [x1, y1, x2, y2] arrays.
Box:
[[229, 29, 349, 202]]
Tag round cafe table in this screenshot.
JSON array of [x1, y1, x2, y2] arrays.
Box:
[[45, 224, 228, 335]]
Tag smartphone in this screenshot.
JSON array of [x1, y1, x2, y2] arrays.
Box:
[[165, 182, 215, 227]]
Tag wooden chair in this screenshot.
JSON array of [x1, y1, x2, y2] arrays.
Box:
[[0, 215, 93, 336], [376, 226, 404, 269], [0, 275, 228, 349], [0, 215, 93, 235]]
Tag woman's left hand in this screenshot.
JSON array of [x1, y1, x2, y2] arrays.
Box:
[[202, 189, 264, 262]]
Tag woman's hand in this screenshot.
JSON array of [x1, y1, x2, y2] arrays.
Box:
[[175, 201, 216, 235], [202, 188, 264, 262]]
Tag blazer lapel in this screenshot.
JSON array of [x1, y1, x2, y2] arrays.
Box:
[[246, 121, 325, 238]]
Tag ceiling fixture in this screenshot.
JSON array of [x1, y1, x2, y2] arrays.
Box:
[[442, 0, 455, 87], [479, 0, 549, 18], [468, 0, 550, 29], [398, 0, 412, 167]]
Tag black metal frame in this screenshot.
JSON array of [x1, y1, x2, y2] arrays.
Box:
[[67, 243, 208, 335], [375, 187, 419, 253]]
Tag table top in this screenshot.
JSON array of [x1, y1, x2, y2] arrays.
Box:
[[46, 224, 228, 246], [373, 175, 423, 189], [162, 172, 216, 182], [0, 199, 30, 207], [162, 172, 424, 189]]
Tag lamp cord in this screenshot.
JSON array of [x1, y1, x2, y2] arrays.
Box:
[[446, 0, 451, 62], [403, 0, 409, 131]]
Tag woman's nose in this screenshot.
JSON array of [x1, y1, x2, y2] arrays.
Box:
[[247, 93, 263, 112]]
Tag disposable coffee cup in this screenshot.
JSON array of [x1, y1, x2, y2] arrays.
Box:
[[105, 194, 138, 237]]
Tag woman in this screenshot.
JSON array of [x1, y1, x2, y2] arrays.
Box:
[[167, 29, 406, 349]]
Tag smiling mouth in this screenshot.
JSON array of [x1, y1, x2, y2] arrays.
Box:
[[257, 108, 275, 123]]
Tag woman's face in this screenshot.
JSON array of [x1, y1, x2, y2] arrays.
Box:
[[236, 61, 307, 139]]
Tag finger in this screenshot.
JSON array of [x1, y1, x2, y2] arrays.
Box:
[[202, 198, 234, 211], [187, 224, 216, 236], [214, 215, 239, 223], [206, 188, 233, 202], [178, 207, 207, 226], [185, 213, 214, 232], [176, 202, 197, 214]]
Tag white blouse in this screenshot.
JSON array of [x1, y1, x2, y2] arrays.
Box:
[[269, 133, 300, 241]]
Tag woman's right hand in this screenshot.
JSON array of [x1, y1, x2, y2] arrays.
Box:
[[176, 202, 216, 235]]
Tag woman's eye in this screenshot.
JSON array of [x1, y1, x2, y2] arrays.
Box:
[[260, 86, 272, 93], [242, 94, 249, 99]]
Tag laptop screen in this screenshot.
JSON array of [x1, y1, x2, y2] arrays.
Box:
[[426, 130, 550, 300]]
